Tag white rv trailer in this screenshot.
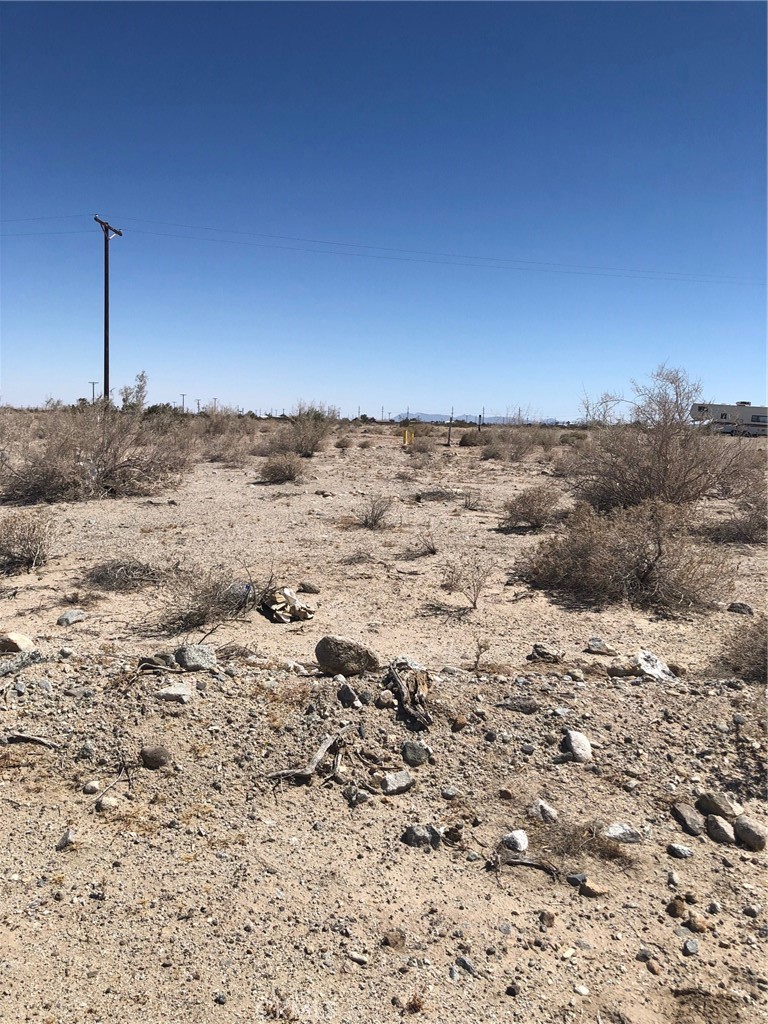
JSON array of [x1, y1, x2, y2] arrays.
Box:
[[690, 401, 768, 437]]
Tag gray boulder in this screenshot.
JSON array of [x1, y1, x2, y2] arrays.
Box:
[[733, 815, 768, 851], [174, 644, 217, 672], [315, 635, 379, 676]]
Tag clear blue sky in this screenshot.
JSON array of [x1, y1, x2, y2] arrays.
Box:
[[1, 1, 765, 419]]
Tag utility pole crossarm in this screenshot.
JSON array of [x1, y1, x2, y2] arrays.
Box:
[[94, 215, 123, 238]]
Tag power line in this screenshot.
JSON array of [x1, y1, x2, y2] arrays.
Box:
[[0, 229, 93, 237], [0, 213, 93, 222], [1, 213, 762, 285], [124, 227, 763, 285], [118, 215, 758, 284]]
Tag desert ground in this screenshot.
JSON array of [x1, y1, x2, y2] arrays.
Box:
[[0, 420, 765, 1024]]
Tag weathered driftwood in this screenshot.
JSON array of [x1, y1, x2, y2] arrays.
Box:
[[268, 724, 357, 784], [386, 660, 433, 729], [487, 845, 560, 880], [1, 732, 60, 750]]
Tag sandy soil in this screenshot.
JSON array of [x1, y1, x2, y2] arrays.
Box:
[[0, 431, 765, 1023]]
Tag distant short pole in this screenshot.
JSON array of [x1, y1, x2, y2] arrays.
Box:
[[447, 406, 454, 447], [180, 393, 186, 413], [196, 399, 200, 413], [89, 381, 98, 404]]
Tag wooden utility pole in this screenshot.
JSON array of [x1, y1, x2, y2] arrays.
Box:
[[94, 216, 122, 401], [180, 393, 186, 412], [88, 381, 98, 404]]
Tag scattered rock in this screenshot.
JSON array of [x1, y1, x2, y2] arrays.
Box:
[[496, 695, 540, 714], [706, 815, 736, 845], [451, 715, 468, 733], [0, 633, 36, 653], [140, 744, 172, 770], [342, 784, 371, 808], [733, 815, 768, 851], [401, 824, 441, 850], [727, 601, 753, 615], [337, 681, 362, 708], [501, 830, 529, 852], [382, 928, 406, 950], [529, 798, 558, 823], [563, 730, 592, 763], [401, 740, 430, 767], [666, 897, 687, 919], [315, 635, 379, 677], [585, 636, 618, 656], [455, 955, 478, 977], [602, 823, 643, 844], [96, 795, 119, 812], [375, 688, 396, 709], [347, 951, 368, 966], [57, 609, 86, 627], [381, 770, 414, 795], [671, 802, 706, 836], [682, 938, 699, 957], [82, 780, 100, 795], [526, 643, 563, 664], [174, 644, 217, 672], [56, 828, 76, 851], [574, 985, 590, 997], [156, 681, 195, 704], [297, 581, 320, 595], [686, 912, 708, 933], [668, 844, 694, 859], [608, 650, 676, 682], [696, 791, 742, 819], [578, 879, 607, 899]]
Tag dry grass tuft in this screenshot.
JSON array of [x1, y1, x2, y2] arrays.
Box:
[[159, 564, 271, 634], [84, 558, 161, 592], [354, 495, 394, 530], [720, 613, 767, 683], [517, 501, 733, 610], [442, 553, 494, 609], [499, 483, 563, 531], [0, 509, 55, 572], [261, 453, 304, 484]]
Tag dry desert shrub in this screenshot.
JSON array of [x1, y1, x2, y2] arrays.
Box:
[[261, 453, 304, 483], [500, 482, 563, 531], [334, 434, 353, 449], [442, 553, 494, 609], [458, 430, 483, 447], [568, 366, 758, 510], [405, 530, 438, 559], [517, 500, 733, 610], [264, 402, 338, 458], [84, 558, 161, 592], [354, 495, 394, 529], [0, 509, 55, 572], [410, 436, 436, 455], [0, 401, 195, 503], [159, 564, 270, 633], [720, 614, 767, 683]]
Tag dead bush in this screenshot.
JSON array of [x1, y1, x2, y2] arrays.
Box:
[[265, 402, 338, 458], [500, 483, 562, 531], [405, 530, 438, 558], [548, 820, 638, 867], [261, 453, 303, 484], [84, 558, 160, 592], [410, 434, 436, 455], [0, 397, 195, 503], [354, 495, 394, 530], [517, 501, 733, 610], [159, 564, 270, 634], [334, 435, 353, 449], [0, 509, 54, 572], [570, 366, 757, 510], [442, 553, 494, 609], [720, 614, 767, 683], [458, 430, 483, 447]]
